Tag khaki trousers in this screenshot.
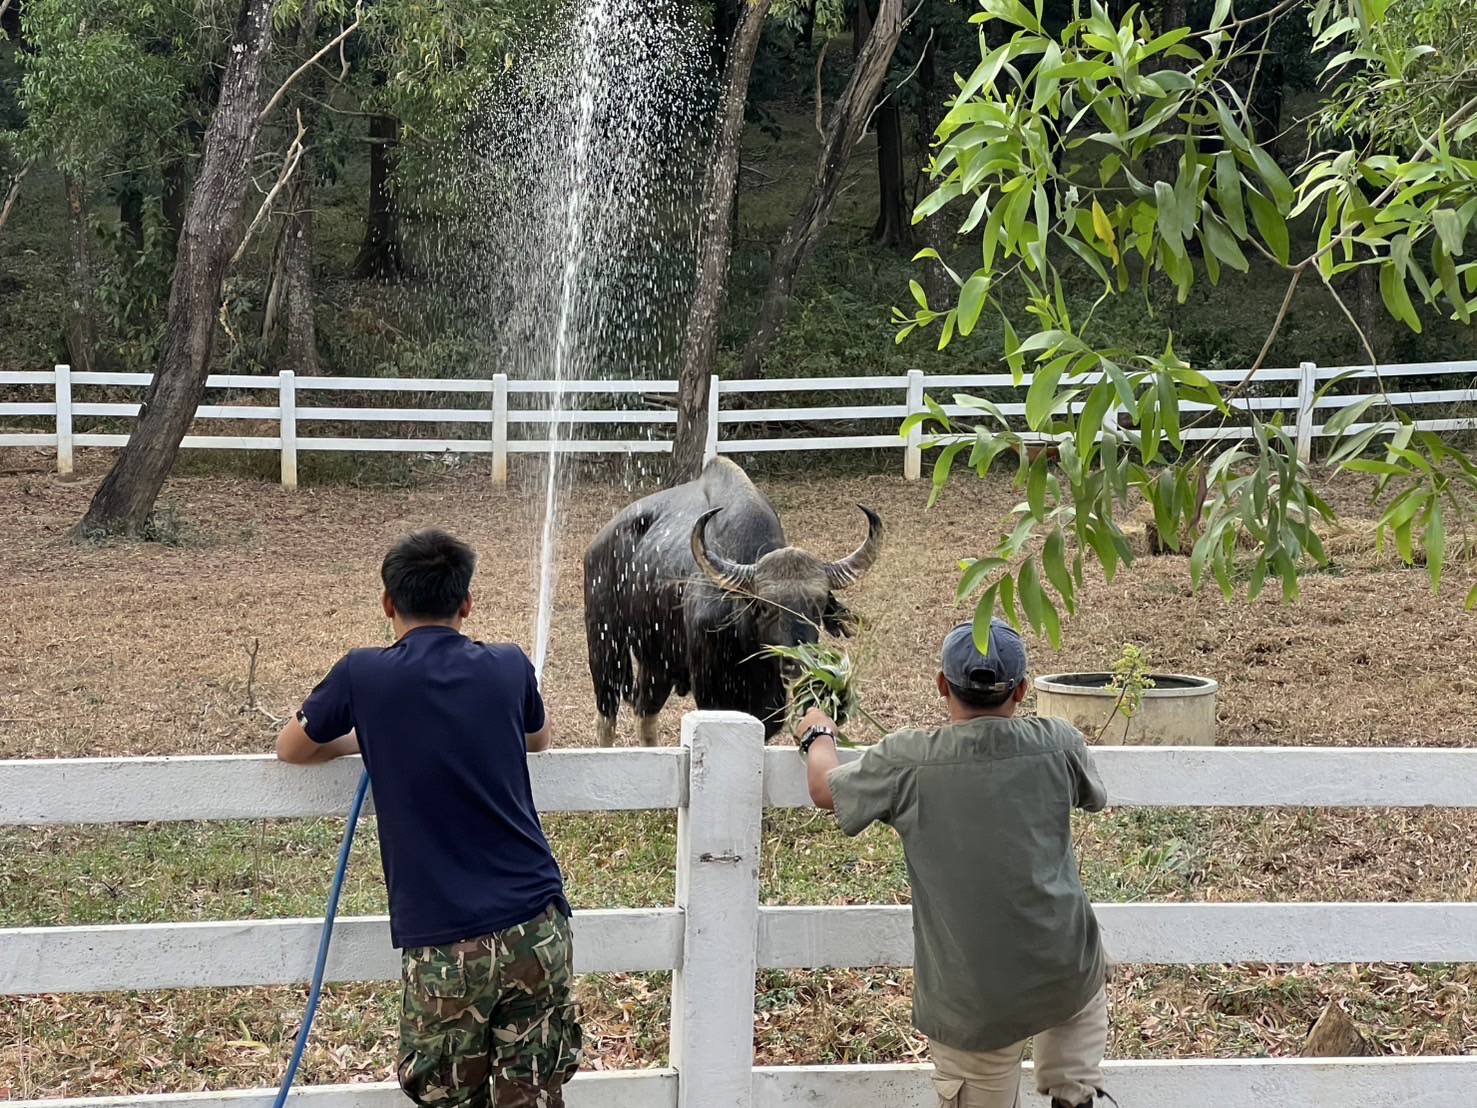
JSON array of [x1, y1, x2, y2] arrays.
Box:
[[929, 988, 1108, 1108]]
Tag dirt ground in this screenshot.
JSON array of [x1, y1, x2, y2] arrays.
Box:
[[2, 452, 1475, 758], [1, 452, 1475, 1097]]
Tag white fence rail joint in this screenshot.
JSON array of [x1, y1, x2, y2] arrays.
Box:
[[4, 361, 1475, 487], [2, 717, 1475, 1106]]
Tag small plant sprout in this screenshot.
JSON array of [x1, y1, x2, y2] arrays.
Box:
[[1109, 643, 1157, 721]]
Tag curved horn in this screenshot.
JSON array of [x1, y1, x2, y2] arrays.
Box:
[[825, 506, 884, 589], [691, 508, 757, 592]]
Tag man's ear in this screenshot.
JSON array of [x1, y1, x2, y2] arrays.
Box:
[[381, 590, 396, 620], [1011, 678, 1029, 704], [459, 593, 474, 620], [936, 672, 951, 700]]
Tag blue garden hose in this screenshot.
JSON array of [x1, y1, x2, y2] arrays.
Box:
[[273, 768, 371, 1108]]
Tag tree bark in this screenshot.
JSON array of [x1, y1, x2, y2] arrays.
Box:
[[264, 5, 320, 376], [669, 0, 774, 482], [914, 26, 952, 305], [76, 0, 276, 537], [354, 113, 406, 280], [63, 172, 99, 375], [860, 0, 911, 249], [735, 0, 905, 380]]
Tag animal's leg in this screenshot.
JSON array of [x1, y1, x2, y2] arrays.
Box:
[[595, 714, 617, 748], [633, 664, 674, 749]]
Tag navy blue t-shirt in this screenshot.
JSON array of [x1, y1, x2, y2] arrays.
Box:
[[297, 625, 568, 949]]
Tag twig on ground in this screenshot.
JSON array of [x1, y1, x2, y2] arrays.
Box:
[[243, 638, 285, 725]]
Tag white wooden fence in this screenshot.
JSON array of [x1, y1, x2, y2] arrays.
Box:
[[2, 361, 1475, 488], [3, 714, 1477, 1107]]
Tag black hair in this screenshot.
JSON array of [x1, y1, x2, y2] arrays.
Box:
[[381, 529, 476, 620], [947, 679, 1016, 710]]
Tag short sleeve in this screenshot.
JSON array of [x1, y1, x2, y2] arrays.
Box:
[[522, 653, 547, 735], [828, 741, 901, 837], [296, 655, 355, 744], [1071, 738, 1108, 812]]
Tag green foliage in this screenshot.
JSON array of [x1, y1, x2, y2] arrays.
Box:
[[897, 0, 1477, 641]]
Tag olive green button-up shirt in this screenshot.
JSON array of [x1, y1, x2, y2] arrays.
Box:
[[828, 714, 1108, 1052]]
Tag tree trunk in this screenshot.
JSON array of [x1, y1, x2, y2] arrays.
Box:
[[264, 4, 320, 376], [735, 0, 906, 380], [118, 177, 146, 253], [1354, 260, 1393, 365], [915, 26, 952, 305], [162, 156, 189, 252], [669, 0, 774, 482], [63, 172, 99, 375], [872, 96, 909, 247], [355, 113, 406, 280], [76, 0, 276, 537], [859, 0, 911, 249]]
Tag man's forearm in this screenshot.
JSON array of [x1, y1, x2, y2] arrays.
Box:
[[806, 736, 840, 810]]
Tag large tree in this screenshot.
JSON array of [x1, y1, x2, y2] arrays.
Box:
[[896, 0, 1477, 642], [76, 0, 282, 535]]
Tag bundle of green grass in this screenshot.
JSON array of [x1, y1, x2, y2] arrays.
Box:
[[764, 641, 878, 742]]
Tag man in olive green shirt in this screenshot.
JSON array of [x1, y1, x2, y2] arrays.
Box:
[[797, 619, 1111, 1108]]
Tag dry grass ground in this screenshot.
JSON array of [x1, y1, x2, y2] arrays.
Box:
[[0, 452, 1474, 1098]]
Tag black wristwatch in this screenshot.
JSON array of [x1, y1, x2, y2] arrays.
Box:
[[798, 724, 838, 757]]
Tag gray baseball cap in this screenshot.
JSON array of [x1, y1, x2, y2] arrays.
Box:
[[941, 619, 1028, 695]]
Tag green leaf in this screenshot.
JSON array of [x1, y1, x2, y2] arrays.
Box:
[[972, 582, 1000, 653], [1043, 527, 1075, 613], [958, 272, 991, 336], [1202, 214, 1250, 273], [1025, 357, 1066, 430], [1466, 582, 1477, 611], [958, 556, 1008, 601], [1247, 145, 1294, 211], [1424, 498, 1444, 593], [1379, 262, 1423, 333], [1018, 558, 1047, 637], [1002, 314, 1025, 382], [1027, 452, 1049, 518], [910, 280, 928, 309], [1158, 372, 1181, 452], [1432, 209, 1467, 257], [1210, 0, 1231, 29], [1247, 188, 1289, 265], [1215, 151, 1247, 238], [928, 442, 969, 507]]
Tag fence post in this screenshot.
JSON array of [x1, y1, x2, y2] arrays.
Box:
[[904, 369, 925, 480], [704, 375, 721, 464], [1295, 360, 1318, 463], [54, 364, 73, 477], [492, 373, 509, 485], [672, 711, 763, 1108], [278, 370, 298, 491]]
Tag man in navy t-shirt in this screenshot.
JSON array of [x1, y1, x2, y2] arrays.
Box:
[[276, 528, 581, 1107]]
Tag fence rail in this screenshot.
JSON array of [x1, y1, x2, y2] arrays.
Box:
[[3, 361, 1475, 487], [4, 718, 1477, 1106]]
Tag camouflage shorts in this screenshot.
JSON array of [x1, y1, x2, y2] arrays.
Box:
[[397, 904, 583, 1108]]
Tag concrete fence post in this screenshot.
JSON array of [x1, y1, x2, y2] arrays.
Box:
[[54, 364, 73, 477], [671, 711, 764, 1108], [278, 370, 298, 491], [904, 369, 925, 480], [492, 373, 509, 485], [1295, 360, 1318, 463], [704, 375, 721, 464]]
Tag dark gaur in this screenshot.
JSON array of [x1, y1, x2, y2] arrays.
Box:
[[583, 458, 884, 746]]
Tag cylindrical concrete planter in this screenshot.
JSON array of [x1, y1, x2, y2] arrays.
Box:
[[1034, 672, 1219, 745]]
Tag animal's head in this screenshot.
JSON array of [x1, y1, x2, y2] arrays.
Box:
[[690, 506, 884, 663]]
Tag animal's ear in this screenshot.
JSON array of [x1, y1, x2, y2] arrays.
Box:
[[822, 594, 857, 638]]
